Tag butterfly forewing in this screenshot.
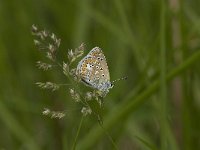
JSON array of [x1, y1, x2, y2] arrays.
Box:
[[77, 56, 99, 87], [76, 47, 112, 93], [88, 47, 103, 57]]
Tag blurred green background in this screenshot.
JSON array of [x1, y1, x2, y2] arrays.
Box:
[[0, 0, 200, 149]]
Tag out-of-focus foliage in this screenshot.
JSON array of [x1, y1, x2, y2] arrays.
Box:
[[0, 0, 199, 149]]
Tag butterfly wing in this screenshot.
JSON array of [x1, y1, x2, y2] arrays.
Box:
[[76, 47, 111, 91], [87, 47, 104, 58], [76, 56, 98, 87]]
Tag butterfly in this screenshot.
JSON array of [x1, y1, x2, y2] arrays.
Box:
[[76, 47, 113, 97]]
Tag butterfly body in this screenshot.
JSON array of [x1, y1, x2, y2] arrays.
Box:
[[76, 47, 112, 96]]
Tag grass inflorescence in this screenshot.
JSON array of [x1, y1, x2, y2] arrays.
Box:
[[31, 24, 109, 119]]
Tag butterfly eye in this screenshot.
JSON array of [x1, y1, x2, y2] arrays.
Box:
[[111, 83, 114, 87], [100, 58, 103, 61], [102, 74, 105, 77]]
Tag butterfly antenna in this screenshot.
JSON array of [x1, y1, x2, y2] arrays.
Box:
[[112, 76, 127, 84]]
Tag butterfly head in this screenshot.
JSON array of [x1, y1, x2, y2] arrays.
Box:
[[95, 81, 113, 97]]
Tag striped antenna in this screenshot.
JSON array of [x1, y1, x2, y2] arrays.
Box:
[[112, 76, 127, 84]]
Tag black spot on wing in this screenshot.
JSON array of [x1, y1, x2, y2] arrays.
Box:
[[81, 78, 92, 86]]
